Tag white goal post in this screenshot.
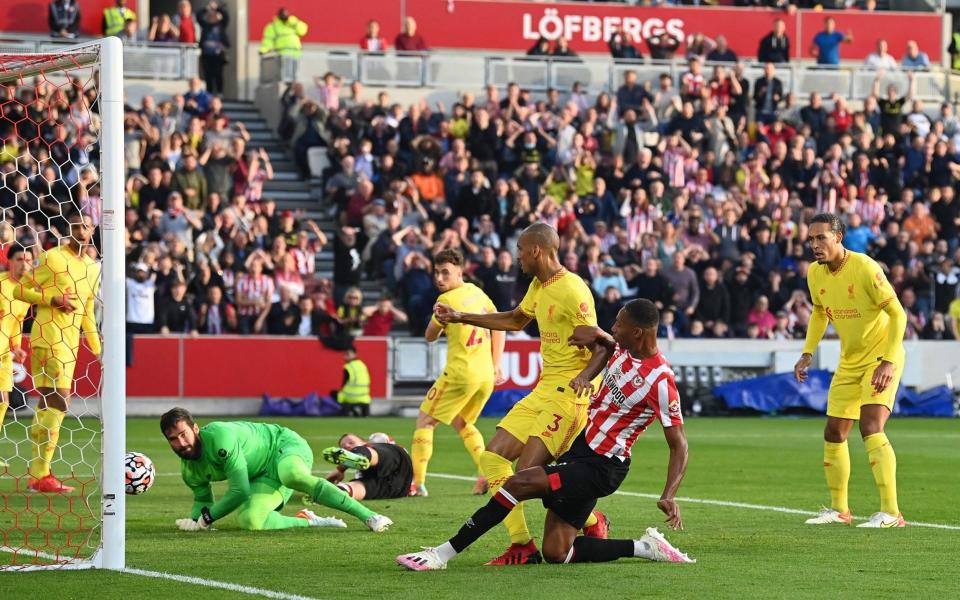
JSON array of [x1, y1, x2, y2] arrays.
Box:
[[0, 36, 125, 572]]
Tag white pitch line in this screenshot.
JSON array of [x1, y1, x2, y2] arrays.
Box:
[[427, 473, 960, 530], [0, 546, 322, 600], [122, 568, 322, 600]]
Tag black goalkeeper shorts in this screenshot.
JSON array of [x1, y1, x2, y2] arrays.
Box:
[[541, 433, 630, 529]]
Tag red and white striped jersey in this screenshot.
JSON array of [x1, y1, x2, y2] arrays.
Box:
[[585, 345, 683, 460], [235, 273, 275, 316]]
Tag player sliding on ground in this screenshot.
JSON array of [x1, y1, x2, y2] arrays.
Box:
[[397, 299, 693, 570], [432, 223, 608, 565], [796, 213, 907, 528], [161, 408, 393, 532], [410, 249, 505, 497]]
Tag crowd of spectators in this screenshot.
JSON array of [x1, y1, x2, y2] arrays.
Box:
[[278, 39, 960, 341]]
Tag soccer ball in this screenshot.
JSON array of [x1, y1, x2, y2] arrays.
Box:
[[368, 432, 395, 444], [125, 451, 156, 495]]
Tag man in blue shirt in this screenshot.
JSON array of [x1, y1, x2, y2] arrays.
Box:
[[811, 17, 852, 66], [843, 213, 877, 254]]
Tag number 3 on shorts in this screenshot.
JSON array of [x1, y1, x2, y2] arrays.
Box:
[[543, 413, 563, 436]]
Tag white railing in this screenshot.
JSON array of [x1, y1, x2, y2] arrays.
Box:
[[271, 48, 953, 103], [0, 34, 199, 80]]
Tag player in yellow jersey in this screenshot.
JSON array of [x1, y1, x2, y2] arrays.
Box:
[[410, 248, 505, 497], [795, 213, 907, 528], [14, 212, 101, 493], [0, 245, 35, 468], [434, 223, 607, 566]]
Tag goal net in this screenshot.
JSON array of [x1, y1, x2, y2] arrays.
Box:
[[0, 38, 125, 572]]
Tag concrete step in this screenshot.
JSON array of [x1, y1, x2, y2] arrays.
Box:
[[222, 100, 255, 111], [263, 190, 312, 202], [263, 179, 308, 192], [228, 109, 266, 122], [271, 197, 319, 210], [271, 171, 300, 182]]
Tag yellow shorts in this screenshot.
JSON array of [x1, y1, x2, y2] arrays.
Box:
[[0, 352, 12, 393], [420, 373, 494, 426], [30, 346, 77, 391], [497, 383, 588, 459], [827, 362, 903, 420]]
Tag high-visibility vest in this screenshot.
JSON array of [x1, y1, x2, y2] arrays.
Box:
[[953, 33, 960, 70], [103, 6, 135, 37], [259, 16, 308, 57], [341, 359, 371, 405]]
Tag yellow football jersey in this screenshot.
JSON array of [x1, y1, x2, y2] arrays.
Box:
[[519, 268, 597, 390], [807, 251, 905, 369], [433, 282, 497, 382], [0, 272, 31, 352], [15, 245, 101, 356]]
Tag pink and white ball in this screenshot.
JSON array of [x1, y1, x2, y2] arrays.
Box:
[[124, 451, 156, 495]]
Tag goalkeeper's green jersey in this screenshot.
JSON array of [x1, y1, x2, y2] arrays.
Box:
[[180, 421, 286, 521]]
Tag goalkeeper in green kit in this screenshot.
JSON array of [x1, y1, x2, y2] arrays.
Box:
[[161, 408, 393, 532]]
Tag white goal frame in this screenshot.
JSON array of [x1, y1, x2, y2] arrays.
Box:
[[0, 36, 126, 572]]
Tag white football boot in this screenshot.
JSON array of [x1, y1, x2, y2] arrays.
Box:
[[856, 512, 905, 528]]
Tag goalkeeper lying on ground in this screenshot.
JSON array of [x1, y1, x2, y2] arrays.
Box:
[[161, 408, 392, 532]]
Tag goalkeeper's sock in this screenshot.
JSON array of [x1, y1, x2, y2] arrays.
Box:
[[30, 407, 65, 480], [259, 512, 310, 529], [448, 488, 516, 553], [479, 450, 530, 544], [565, 538, 634, 563], [411, 427, 434, 486], [823, 440, 851, 514], [583, 512, 599, 529], [864, 433, 899, 515], [458, 423, 485, 473], [312, 478, 376, 523], [0, 401, 8, 425]]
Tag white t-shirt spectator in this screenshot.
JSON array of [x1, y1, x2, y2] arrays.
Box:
[[865, 53, 897, 70], [126, 277, 155, 325]]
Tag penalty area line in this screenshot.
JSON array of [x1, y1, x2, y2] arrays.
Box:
[[429, 472, 960, 531]]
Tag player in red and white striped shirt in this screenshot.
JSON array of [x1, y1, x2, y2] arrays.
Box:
[[398, 299, 693, 571]]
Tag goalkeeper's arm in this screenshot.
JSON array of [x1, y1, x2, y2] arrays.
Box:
[[189, 483, 215, 521]]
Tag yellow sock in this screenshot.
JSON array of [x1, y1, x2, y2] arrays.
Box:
[[479, 450, 530, 544], [411, 427, 434, 486], [458, 424, 485, 474], [30, 407, 65, 480], [823, 440, 851, 514], [864, 433, 899, 515], [0, 401, 8, 425], [583, 512, 599, 529]]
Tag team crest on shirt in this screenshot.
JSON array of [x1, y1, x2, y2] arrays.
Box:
[[824, 306, 834, 321], [668, 397, 681, 415], [547, 304, 556, 321], [847, 284, 855, 299], [819, 288, 826, 296]]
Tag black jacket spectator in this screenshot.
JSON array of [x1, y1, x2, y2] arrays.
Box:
[[266, 298, 300, 334], [156, 296, 198, 334], [753, 76, 784, 116], [629, 272, 674, 309], [695, 281, 731, 325], [49, 0, 80, 38], [475, 262, 518, 312], [757, 32, 791, 64], [454, 184, 498, 227], [609, 35, 641, 61]]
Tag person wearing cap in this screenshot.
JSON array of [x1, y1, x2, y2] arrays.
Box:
[[127, 262, 157, 336]]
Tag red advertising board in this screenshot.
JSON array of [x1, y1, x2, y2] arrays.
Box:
[[13, 336, 389, 399], [248, 0, 944, 64], [0, 0, 115, 39]]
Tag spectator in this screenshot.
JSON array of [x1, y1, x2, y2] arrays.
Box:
[[395, 16, 428, 52], [198, 286, 237, 334], [265, 285, 300, 335], [235, 257, 274, 334], [865, 39, 897, 70], [754, 63, 784, 125], [552, 37, 578, 60], [198, 1, 230, 95], [103, 0, 135, 37], [901, 40, 930, 70], [362, 296, 409, 335], [157, 279, 199, 336], [119, 17, 142, 43], [172, 150, 208, 210], [475, 248, 518, 311], [630, 258, 674, 310], [597, 286, 623, 333], [399, 251, 437, 336], [903, 201, 938, 245], [259, 7, 309, 79], [183, 77, 213, 117], [686, 32, 716, 62], [527, 37, 551, 57], [706, 35, 737, 63], [647, 31, 680, 60], [48, 0, 80, 39], [921, 311, 955, 340], [757, 18, 790, 64], [609, 29, 641, 61], [662, 252, 699, 330], [810, 17, 852, 66], [126, 262, 156, 335], [360, 19, 388, 52], [172, 0, 199, 44], [695, 267, 730, 333], [747, 295, 776, 339], [616, 70, 651, 117]]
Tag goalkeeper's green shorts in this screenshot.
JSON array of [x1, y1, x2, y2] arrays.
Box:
[[251, 428, 315, 509]]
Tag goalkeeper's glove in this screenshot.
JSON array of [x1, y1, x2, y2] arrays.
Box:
[[176, 507, 214, 531]]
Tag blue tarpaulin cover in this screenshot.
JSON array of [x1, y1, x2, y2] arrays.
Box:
[[259, 392, 343, 417], [713, 370, 955, 416]]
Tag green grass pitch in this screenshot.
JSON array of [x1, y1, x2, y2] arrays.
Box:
[[2, 416, 959, 599]]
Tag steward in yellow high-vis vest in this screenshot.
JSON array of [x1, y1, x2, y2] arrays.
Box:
[[339, 347, 371, 417], [102, 0, 135, 37], [259, 8, 308, 57]]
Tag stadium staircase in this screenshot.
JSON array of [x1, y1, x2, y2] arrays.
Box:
[[221, 101, 396, 325]]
